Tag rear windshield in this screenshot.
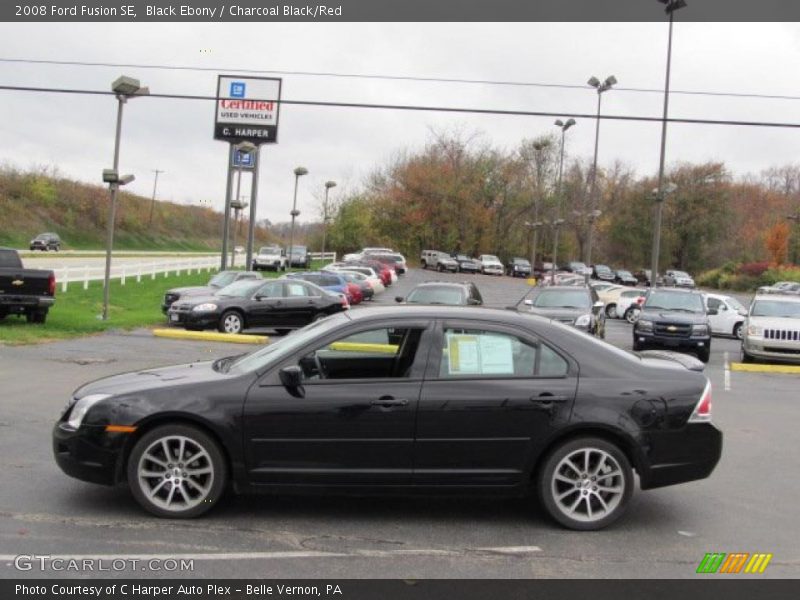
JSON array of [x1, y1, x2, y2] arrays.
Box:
[[407, 286, 466, 305], [532, 289, 591, 309]]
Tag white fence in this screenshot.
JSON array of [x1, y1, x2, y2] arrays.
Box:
[[55, 256, 219, 293], [308, 252, 337, 261]]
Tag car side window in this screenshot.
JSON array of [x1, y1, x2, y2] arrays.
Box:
[[438, 328, 567, 378], [257, 282, 284, 298], [707, 297, 722, 311], [298, 327, 425, 380], [285, 283, 308, 297]]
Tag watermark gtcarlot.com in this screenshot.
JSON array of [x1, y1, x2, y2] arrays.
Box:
[[12, 554, 194, 572]]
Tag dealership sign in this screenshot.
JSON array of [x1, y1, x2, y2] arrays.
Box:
[[214, 76, 282, 144]]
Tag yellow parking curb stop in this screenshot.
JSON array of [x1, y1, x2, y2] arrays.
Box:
[[730, 362, 800, 374], [152, 329, 269, 345]]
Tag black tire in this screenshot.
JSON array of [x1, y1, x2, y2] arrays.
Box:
[[733, 323, 743, 340], [127, 424, 227, 518], [218, 310, 244, 334], [632, 338, 643, 352], [605, 304, 618, 319], [421, 261, 427, 270], [537, 436, 633, 531], [275, 329, 291, 336], [437, 264, 443, 272], [0, 311, 6, 321], [624, 307, 639, 324], [697, 347, 711, 363]]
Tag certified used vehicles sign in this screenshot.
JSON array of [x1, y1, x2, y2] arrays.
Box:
[[214, 76, 282, 144]]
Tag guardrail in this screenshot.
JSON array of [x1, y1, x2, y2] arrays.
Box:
[[55, 256, 219, 292], [308, 252, 337, 261]]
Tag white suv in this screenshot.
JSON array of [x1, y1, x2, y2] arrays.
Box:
[[741, 294, 800, 363], [478, 254, 504, 276], [252, 245, 287, 272]]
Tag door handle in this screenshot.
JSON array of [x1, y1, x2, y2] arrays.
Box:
[[370, 397, 409, 408], [529, 394, 570, 405]]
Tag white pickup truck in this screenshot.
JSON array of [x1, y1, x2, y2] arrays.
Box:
[[252, 245, 287, 272]]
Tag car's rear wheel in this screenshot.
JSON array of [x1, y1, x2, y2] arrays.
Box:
[[537, 437, 633, 531], [605, 304, 618, 319], [127, 424, 227, 518], [218, 311, 244, 334], [624, 307, 640, 324], [275, 329, 291, 336], [733, 323, 743, 340]]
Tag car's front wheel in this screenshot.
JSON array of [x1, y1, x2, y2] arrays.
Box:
[[605, 304, 618, 319], [218, 310, 244, 334], [127, 424, 227, 518], [697, 346, 711, 363], [624, 307, 640, 324], [537, 437, 633, 531], [741, 347, 754, 363], [733, 323, 743, 340]]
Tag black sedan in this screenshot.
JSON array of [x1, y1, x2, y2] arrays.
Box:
[[53, 306, 722, 530], [167, 278, 347, 335], [614, 269, 638, 286], [162, 270, 262, 314], [451, 254, 480, 273], [506, 257, 532, 278]]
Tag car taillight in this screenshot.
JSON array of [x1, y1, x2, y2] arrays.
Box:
[[688, 380, 712, 423], [48, 273, 56, 296], [636, 296, 644, 304]]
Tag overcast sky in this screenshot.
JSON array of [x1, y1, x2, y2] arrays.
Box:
[[1, 22, 800, 224]]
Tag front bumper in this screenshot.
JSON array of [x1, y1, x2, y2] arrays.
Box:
[[439, 264, 459, 272], [634, 331, 711, 352], [482, 265, 503, 275], [742, 337, 800, 363], [166, 309, 219, 329], [254, 259, 283, 270], [639, 423, 723, 490], [52, 423, 126, 486]]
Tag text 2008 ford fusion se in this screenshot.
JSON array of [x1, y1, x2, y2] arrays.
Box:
[[53, 306, 722, 530]]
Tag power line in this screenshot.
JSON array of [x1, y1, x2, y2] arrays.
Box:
[[2, 83, 800, 131], [2, 56, 800, 103]]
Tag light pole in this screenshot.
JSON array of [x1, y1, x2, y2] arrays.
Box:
[[553, 118, 576, 283], [525, 220, 544, 271], [650, 0, 687, 288], [586, 74, 617, 279], [101, 75, 148, 321], [321, 180, 337, 264], [789, 212, 800, 265], [148, 169, 164, 225], [287, 166, 308, 272]]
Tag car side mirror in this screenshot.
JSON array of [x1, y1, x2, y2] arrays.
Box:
[[593, 301, 604, 312], [524, 299, 534, 306], [707, 308, 718, 316], [395, 296, 404, 303], [279, 366, 304, 392], [467, 298, 481, 305]]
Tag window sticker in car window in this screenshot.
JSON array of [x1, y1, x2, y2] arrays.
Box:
[[445, 332, 514, 375]]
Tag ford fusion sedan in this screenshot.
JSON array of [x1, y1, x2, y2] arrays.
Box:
[[53, 305, 722, 530], [167, 278, 346, 335], [521, 286, 605, 338]]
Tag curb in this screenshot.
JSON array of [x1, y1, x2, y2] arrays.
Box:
[[730, 362, 800, 374], [152, 328, 269, 345]]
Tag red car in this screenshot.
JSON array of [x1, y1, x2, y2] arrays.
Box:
[[345, 282, 363, 305], [349, 260, 393, 287]]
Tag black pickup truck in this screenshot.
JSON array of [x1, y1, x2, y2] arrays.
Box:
[[0, 248, 56, 324]]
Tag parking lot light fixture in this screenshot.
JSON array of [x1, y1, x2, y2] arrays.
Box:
[[321, 181, 337, 264], [101, 76, 148, 322], [651, 0, 687, 289], [585, 75, 616, 280], [287, 167, 309, 272]]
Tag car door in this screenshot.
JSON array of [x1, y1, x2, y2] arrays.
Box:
[[247, 281, 288, 327], [414, 320, 578, 487], [705, 296, 727, 334], [281, 281, 318, 326], [242, 321, 435, 486]]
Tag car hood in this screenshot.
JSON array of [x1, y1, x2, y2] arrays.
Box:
[[483, 260, 503, 267], [257, 252, 282, 259], [170, 294, 224, 308], [74, 361, 228, 398], [166, 285, 216, 297], [748, 316, 800, 329], [639, 310, 706, 324], [526, 307, 587, 320]]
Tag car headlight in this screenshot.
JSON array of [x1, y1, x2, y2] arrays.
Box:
[[747, 324, 763, 336], [192, 303, 218, 312], [636, 319, 654, 332], [574, 314, 592, 327], [692, 324, 709, 335], [67, 394, 111, 429]]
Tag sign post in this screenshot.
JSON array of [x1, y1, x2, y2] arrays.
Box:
[[214, 75, 281, 270]]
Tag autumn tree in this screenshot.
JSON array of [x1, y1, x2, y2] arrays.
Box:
[[765, 222, 790, 265]]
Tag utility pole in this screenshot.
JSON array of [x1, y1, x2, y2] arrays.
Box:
[[148, 169, 164, 225]]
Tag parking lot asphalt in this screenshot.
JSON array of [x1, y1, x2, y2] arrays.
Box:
[[1, 269, 798, 579]]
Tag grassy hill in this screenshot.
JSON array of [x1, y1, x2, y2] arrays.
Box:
[[0, 166, 272, 251]]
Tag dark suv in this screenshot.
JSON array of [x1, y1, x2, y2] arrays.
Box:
[[633, 288, 715, 362], [506, 257, 532, 278], [520, 285, 605, 338], [29, 233, 61, 251]]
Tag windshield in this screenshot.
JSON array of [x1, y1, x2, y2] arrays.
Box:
[[595, 265, 611, 272], [216, 280, 262, 298], [617, 270, 632, 277], [570, 262, 587, 270], [290, 246, 307, 254], [644, 291, 705, 313], [672, 271, 691, 278], [208, 272, 237, 288], [455, 254, 471, 261], [406, 286, 466, 305], [483, 255, 500, 262], [514, 258, 530, 265], [532, 290, 591, 309], [259, 246, 281, 254], [229, 313, 351, 373], [751, 300, 800, 318]]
